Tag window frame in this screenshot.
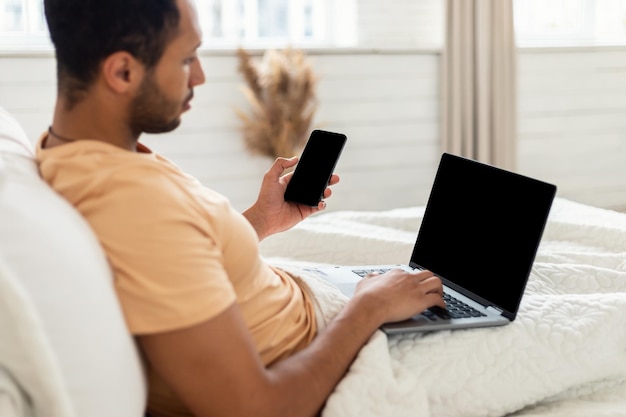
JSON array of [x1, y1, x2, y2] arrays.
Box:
[[0, 0, 449, 53], [514, 0, 626, 48]]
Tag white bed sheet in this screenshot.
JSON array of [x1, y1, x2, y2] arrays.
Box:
[[259, 197, 626, 417]]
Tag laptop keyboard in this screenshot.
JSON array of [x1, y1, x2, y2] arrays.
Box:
[[351, 268, 392, 277], [425, 293, 486, 320], [351, 268, 487, 320]]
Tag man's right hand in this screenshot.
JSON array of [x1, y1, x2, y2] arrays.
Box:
[[136, 269, 444, 417], [351, 269, 445, 325]]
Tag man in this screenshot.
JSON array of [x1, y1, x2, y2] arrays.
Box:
[[37, 0, 445, 416]]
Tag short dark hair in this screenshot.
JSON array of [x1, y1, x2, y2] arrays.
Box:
[[44, 0, 180, 108]]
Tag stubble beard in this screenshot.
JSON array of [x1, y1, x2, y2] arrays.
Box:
[[129, 72, 184, 137]]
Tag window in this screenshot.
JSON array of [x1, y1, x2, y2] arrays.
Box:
[[0, 0, 354, 49], [356, 0, 443, 49], [196, 0, 352, 47], [0, 0, 446, 50], [514, 0, 626, 47], [0, 0, 49, 49], [1, 0, 447, 51]]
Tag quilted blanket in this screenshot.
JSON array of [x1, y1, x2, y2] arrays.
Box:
[[260, 198, 626, 417]]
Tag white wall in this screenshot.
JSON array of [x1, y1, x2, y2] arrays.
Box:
[[0, 49, 441, 212], [357, 0, 444, 48], [2, 47, 626, 213], [146, 50, 442, 212], [517, 47, 626, 212]]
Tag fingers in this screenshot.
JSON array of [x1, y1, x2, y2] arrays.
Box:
[[390, 269, 445, 306], [411, 270, 443, 291], [328, 174, 340, 186], [356, 269, 446, 323], [320, 174, 339, 200], [418, 275, 446, 307]]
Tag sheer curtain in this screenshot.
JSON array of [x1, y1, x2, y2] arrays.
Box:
[[441, 0, 517, 169]]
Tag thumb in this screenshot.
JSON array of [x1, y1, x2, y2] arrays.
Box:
[[271, 156, 298, 177]]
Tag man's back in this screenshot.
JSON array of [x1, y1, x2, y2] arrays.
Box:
[[36, 137, 317, 416], [40, 0, 444, 414]]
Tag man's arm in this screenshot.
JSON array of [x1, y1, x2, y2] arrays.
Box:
[[137, 269, 445, 417], [242, 156, 339, 241]]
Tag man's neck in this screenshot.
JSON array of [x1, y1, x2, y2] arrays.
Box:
[[46, 98, 139, 151]]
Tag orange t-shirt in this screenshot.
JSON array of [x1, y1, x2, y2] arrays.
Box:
[[36, 136, 317, 417]]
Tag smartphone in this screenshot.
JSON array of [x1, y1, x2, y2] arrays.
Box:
[[284, 129, 347, 207]]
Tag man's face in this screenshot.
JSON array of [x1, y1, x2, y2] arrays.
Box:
[[129, 0, 205, 135], [129, 70, 184, 135]]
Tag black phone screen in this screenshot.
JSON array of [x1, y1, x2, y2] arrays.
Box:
[[284, 129, 347, 206]]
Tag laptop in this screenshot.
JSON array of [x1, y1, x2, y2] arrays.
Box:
[[304, 152, 557, 334]]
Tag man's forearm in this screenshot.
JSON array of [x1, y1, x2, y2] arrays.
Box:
[[138, 270, 442, 417], [242, 205, 271, 241], [255, 298, 384, 417]]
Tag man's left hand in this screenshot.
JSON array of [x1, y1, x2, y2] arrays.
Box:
[[243, 156, 340, 241]]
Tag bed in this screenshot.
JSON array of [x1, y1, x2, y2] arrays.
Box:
[[1, 102, 625, 416], [259, 198, 626, 417]]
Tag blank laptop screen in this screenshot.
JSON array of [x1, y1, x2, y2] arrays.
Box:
[[410, 153, 556, 316]]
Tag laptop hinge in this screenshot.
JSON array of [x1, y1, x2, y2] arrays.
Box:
[[486, 305, 503, 315]]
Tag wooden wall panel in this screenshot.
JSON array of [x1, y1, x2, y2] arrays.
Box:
[[3, 47, 626, 212], [0, 51, 440, 212], [517, 48, 626, 212]]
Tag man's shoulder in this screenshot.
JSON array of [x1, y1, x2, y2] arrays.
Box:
[[36, 140, 193, 206], [40, 140, 178, 185]]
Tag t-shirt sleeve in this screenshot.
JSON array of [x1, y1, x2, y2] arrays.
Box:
[[85, 168, 237, 335]]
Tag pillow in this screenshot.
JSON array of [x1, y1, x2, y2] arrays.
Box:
[[0, 259, 74, 417], [0, 107, 147, 417], [0, 366, 31, 417], [0, 364, 32, 417], [0, 108, 34, 157]]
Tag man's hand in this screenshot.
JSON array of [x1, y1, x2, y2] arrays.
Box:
[[243, 156, 340, 241], [137, 269, 444, 417], [352, 269, 446, 325]]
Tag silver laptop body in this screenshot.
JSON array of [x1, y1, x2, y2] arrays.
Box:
[[306, 153, 557, 334]]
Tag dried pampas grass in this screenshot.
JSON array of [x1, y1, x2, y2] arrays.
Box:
[[235, 47, 318, 159]]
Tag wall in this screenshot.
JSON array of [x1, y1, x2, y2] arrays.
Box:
[[517, 47, 626, 212], [0, 50, 441, 212], [2, 47, 626, 213]]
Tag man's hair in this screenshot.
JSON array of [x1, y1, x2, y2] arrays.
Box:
[[44, 0, 180, 108]]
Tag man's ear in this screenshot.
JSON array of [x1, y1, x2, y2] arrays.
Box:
[[101, 51, 145, 94]]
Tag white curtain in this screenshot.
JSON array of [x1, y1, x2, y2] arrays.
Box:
[[441, 0, 517, 169]]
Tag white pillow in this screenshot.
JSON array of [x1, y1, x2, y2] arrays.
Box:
[[0, 108, 34, 157], [0, 108, 147, 417], [0, 259, 74, 417]]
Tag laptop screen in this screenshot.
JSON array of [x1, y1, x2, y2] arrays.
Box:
[[410, 153, 556, 318]]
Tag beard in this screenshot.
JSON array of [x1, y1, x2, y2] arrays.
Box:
[[128, 72, 189, 136]]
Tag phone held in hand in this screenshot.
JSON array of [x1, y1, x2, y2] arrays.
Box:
[[284, 129, 347, 207]]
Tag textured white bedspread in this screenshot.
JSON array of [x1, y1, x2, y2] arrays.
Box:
[[260, 198, 626, 417]]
